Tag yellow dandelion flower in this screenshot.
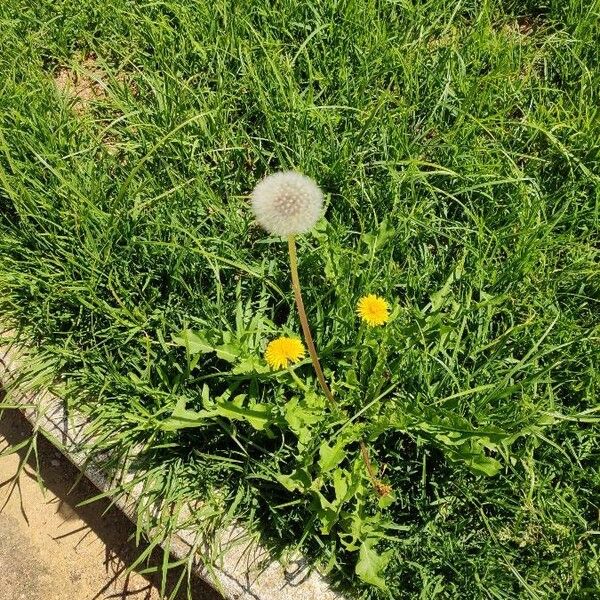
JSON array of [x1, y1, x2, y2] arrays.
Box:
[[265, 337, 305, 369], [357, 294, 390, 326]]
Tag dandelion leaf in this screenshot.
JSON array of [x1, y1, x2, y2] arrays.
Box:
[[161, 397, 212, 431], [172, 329, 213, 355], [355, 540, 392, 591], [215, 398, 272, 430], [319, 440, 347, 472]]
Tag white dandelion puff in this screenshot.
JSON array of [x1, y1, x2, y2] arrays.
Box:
[[250, 171, 323, 236]]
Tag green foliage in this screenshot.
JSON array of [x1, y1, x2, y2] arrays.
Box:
[[0, 0, 599, 598], [356, 540, 393, 591]]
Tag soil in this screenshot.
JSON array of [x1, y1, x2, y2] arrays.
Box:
[[0, 409, 221, 600]]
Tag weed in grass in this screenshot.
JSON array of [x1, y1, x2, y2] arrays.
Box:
[[0, 1, 599, 598]]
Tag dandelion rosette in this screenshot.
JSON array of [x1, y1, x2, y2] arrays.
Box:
[[265, 337, 305, 369], [251, 171, 323, 236], [357, 294, 390, 326]]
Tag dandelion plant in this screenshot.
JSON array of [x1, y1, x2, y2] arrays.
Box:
[[251, 171, 387, 495]]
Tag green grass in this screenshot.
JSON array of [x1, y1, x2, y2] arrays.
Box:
[[0, 0, 599, 598]]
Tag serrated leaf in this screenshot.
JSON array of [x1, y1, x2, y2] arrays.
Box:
[[161, 397, 212, 431], [362, 218, 395, 252], [460, 452, 502, 476], [284, 393, 327, 449], [319, 441, 346, 472], [214, 399, 271, 430], [355, 541, 392, 590], [232, 356, 270, 374], [275, 469, 311, 492], [172, 330, 213, 355], [162, 392, 273, 432], [333, 469, 349, 505], [378, 490, 396, 509], [215, 343, 240, 362], [315, 490, 338, 534]]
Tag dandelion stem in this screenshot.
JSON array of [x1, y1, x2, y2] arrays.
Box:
[[287, 235, 336, 409], [287, 235, 388, 497]]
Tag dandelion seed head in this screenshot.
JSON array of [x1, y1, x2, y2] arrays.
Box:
[[251, 171, 323, 236]]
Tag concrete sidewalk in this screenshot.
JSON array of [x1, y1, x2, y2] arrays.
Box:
[[0, 409, 220, 600]]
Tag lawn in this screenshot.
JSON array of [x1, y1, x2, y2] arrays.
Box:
[[0, 1, 599, 598]]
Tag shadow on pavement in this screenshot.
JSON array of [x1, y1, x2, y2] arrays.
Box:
[[0, 407, 222, 600]]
